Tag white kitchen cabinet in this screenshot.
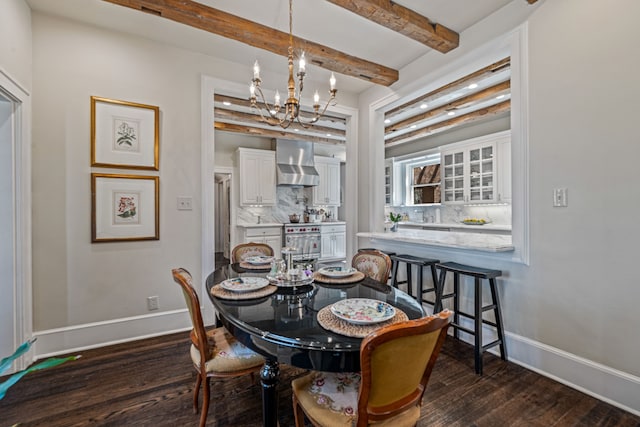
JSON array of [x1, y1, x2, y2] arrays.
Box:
[[497, 136, 511, 203], [319, 223, 346, 260], [238, 225, 282, 256], [237, 148, 276, 206], [441, 131, 510, 205], [313, 156, 341, 206]]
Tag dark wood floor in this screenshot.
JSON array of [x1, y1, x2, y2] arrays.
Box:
[[2, 331, 638, 427]]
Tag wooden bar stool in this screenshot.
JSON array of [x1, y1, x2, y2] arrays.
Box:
[[390, 254, 440, 306], [435, 262, 507, 375]]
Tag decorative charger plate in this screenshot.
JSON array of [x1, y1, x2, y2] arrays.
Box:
[[244, 256, 274, 265], [317, 267, 358, 278], [220, 277, 270, 293], [330, 298, 396, 325]]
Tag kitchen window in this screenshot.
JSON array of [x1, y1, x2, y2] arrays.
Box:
[[410, 162, 441, 205]]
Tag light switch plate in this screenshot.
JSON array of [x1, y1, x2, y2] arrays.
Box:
[[177, 197, 193, 210], [553, 188, 568, 207]]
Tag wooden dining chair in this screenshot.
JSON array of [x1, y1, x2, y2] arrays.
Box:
[[231, 242, 274, 263], [351, 249, 392, 284], [291, 310, 452, 427], [171, 268, 264, 427]]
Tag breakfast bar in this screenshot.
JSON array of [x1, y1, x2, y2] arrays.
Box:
[[356, 229, 515, 253]]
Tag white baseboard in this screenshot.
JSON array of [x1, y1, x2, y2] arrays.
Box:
[[33, 308, 195, 358], [505, 331, 640, 416], [32, 308, 640, 416]]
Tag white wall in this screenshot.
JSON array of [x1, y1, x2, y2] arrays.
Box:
[[359, 0, 640, 413], [29, 14, 217, 335], [0, 0, 32, 90], [524, 0, 640, 373]]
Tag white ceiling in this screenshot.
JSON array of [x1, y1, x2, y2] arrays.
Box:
[[26, 0, 514, 96]]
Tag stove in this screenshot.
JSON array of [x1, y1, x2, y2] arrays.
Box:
[[283, 223, 321, 261]]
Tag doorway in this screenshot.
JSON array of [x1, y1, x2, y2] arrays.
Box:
[[214, 171, 232, 264]]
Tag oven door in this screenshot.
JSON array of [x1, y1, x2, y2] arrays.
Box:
[[285, 234, 321, 260]]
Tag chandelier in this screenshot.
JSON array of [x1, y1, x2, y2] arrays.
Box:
[[249, 0, 337, 129]]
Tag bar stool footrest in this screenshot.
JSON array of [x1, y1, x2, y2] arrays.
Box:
[[482, 340, 503, 352]]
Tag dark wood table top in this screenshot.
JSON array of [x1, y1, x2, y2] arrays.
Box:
[[206, 263, 425, 372]]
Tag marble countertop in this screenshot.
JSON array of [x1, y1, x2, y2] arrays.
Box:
[[397, 221, 512, 231], [357, 229, 514, 252], [236, 223, 283, 228]]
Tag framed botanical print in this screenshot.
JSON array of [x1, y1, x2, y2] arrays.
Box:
[[91, 96, 159, 170], [91, 173, 159, 242]]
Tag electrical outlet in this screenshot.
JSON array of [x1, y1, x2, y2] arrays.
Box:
[[553, 188, 568, 207], [177, 197, 193, 210], [147, 296, 159, 311]]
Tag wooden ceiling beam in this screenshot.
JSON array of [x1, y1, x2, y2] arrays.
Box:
[[385, 57, 510, 121], [214, 122, 344, 145], [385, 80, 510, 134], [102, 0, 399, 86], [385, 100, 511, 145], [325, 0, 459, 53], [214, 108, 346, 138]]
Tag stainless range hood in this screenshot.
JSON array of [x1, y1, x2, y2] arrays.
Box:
[[276, 139, 320, 186]]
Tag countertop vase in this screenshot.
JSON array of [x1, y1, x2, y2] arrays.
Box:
[[390, 222, 399, 232]]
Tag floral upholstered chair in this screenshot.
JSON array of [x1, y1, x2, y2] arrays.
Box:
[[292, 311, 452, 426], [351, 249, 392, 283], [172, 268, 264, 427], [231, 242, 274, 263]]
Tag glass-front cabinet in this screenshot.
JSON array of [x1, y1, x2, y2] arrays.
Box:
[[441, 131, 509, 205]]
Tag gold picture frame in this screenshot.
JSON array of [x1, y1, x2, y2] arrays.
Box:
[[91, 96, 159, 170], [91, 173, 159, 242]]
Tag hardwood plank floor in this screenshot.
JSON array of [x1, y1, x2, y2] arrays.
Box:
[[1, 332, 638, 426]]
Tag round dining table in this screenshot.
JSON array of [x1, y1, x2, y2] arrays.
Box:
[[206, 263, 425, 427]]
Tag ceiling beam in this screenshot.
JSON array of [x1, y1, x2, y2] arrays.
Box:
[[385, 100, 511, 146], [214, 108, 346, 138], [325, 0, 459, 53], [102, 0, 399, 86], [214, 122, 344, 145], [385, 80, 511, 134], [385, 57, 510, 121]]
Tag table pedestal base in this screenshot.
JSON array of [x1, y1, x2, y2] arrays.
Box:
[[260, 358, 279, 427]]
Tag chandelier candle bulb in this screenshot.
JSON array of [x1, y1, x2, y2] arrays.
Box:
[[299, 52, 306, 72], [330, 73, 336, 90], [313, 90, 320, 104], [253, 60, 260, 79], [274, 91, 281, 106]]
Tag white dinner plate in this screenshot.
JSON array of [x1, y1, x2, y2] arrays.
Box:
[[330, 298, 396, 325], [244, 256, 274, 265], [220, 277, 270, 293], [318, 267, 358, 278]]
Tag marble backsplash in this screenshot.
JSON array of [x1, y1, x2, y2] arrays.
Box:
[[237, 186, 339, 225], [384, 204, 511, 226]]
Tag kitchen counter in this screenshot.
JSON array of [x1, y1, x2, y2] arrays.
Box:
[[236, 223, 283, 228], [357, 229, 514, 252], [398, 221, 511, 232]]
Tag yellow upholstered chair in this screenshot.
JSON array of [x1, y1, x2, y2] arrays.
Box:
[[231, 242, 274, 263], [351, 249, 392, 284], [172, 268, 264, 427], [292, 310, 452, 427]]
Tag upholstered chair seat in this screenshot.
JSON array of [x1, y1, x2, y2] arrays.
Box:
[[172, 268, 263, 427], [292, 311, 452, 427]]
